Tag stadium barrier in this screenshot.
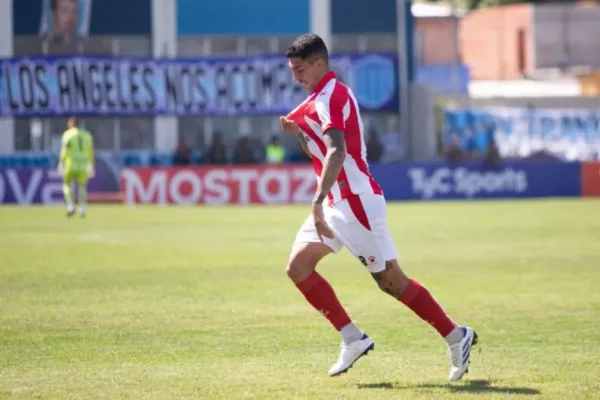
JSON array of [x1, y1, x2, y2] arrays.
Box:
[[0, 168, 102, 204], [372, 161, 581, 201], [1, 161, 594, 205], [582, 161, 600, 197], [88, 192, 124, 204], [118, 161, 583, 205]]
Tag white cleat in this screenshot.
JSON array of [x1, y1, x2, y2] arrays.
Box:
[[448, 326, 478, 382], [328, 333, 374, 377]]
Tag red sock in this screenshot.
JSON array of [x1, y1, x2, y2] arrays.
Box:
[[397, 279, 456, 337], [295, 271, 351, 331]]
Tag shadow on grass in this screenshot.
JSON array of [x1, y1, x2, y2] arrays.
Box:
[[357, 379, 540, 395]]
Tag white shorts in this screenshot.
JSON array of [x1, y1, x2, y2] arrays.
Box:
[[294, 193, 399, 273]]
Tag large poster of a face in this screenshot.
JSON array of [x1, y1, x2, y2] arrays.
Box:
[[39, 0, 92, 42]]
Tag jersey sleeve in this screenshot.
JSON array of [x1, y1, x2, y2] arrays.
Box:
[[59, 131, 70, 164], [315, 89, 349, 134], [61, 130, 70, 148], [86, 132, 95, 163]]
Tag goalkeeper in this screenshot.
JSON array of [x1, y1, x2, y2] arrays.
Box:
[[57, 117, 95, 217]]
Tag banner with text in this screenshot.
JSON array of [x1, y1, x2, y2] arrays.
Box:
[[0, 168, 103, 204], [442, 107, 600, 161], [121, 165, 318, 205], [121, 161, 582, 205], [0, 54, 398, 117], [0, 161, 582, 205], [372, 161, 581, 201]]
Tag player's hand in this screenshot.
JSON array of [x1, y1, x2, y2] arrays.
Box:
[[280, 116, 302, 135], [312, 203, 334, 242], [87, 164, 95, 178]]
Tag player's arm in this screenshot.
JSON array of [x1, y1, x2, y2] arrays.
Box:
[[313, 128, 346, 204], [59, 146, 67, 166], [86, 133, 96, 178], [58, 132, 68, 169], [296, 132, 311, 157], [88, 134, 95, 165]]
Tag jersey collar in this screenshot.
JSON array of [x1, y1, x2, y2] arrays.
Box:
[[312, 70, 336, 94]]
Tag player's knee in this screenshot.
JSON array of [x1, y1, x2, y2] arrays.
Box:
[[286, 243, 331, 283], [371, 260, 411, 297], [286, 255, 316, 283], [286, 249, 323, 283]]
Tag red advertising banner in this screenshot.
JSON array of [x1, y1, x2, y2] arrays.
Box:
[[582, 162, 600, 197], [120, 165, 317, 205]]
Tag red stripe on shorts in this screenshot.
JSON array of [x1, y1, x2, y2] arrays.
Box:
[[347, 194, 371, 231]]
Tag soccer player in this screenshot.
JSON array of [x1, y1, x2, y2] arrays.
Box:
[[57, 117, 95, 217], [279, 34, 477, 381]]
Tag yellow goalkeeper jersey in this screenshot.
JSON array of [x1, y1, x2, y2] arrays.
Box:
[[60, 128, 94, 172]]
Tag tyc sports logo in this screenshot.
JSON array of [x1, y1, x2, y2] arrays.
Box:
[[407, 167, 528, 199]]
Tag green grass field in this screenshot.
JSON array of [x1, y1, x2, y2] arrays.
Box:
[[1, 199, 600, 399]]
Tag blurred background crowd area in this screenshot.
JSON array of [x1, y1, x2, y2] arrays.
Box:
[[4, 0, 600, 168]]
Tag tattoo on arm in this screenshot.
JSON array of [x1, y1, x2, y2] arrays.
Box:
[[296, 133, 311, 157], [313, 129, 346, 204]]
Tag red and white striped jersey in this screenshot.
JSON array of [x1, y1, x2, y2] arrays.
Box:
[[287, 71, 382, 205]]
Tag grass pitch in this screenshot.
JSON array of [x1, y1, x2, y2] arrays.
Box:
[[1, 199, 600, 399]]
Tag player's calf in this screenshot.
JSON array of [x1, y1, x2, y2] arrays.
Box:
[[62, 180, 74, 216], [371, 260, 411, 297], [288, 242, 371, 375], [288, 243, 352, 332], [371, 260, 458, 339], [371, 259, 476, 380], [77, 183, 88, 218]]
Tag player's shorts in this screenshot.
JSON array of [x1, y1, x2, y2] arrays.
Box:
[[64, 169, 89, 186], [294, 192, 399, 274]]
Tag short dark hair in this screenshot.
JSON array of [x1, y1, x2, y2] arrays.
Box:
[[285, 33, 328, 62]]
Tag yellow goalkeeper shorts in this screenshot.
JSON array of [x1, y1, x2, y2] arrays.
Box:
[[64, 169, 89, 186]]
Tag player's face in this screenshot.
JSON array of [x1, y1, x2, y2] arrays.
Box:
[[54, 0, 78, 35], [288, 57, 325, 92]]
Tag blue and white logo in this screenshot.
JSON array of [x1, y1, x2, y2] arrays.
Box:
[[352, 55, 396, 110]]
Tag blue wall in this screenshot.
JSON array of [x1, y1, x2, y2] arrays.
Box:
[[416, 65, 470, 94], [178, 0, 399, 36], [13, 0, 151, 35], [14, 0, 44, 35], [88, 0, 151, 35], [332, 0, 397, 34], [178, 0, 309, 36]]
